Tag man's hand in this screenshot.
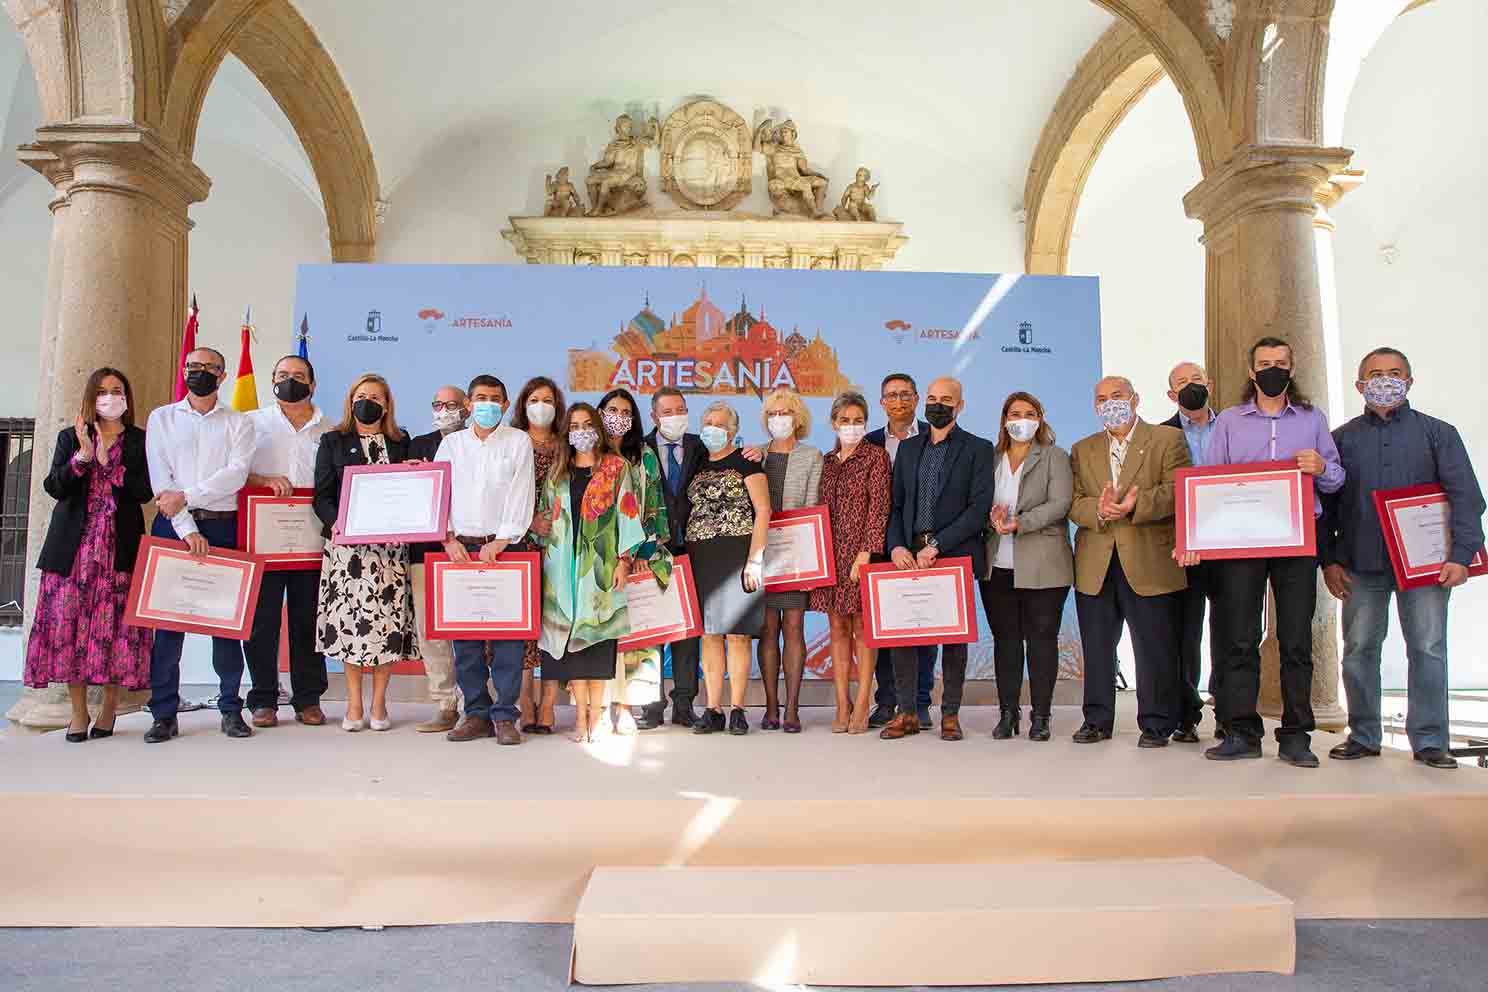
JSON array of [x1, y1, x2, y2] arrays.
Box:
[[157, 491, 187, 517], [404, 458, 426, 466], [741, 446, 765, 463], [445, 540, 470, 564], [185, 533, 210, 558], [264, 475, 293, 497], [915, 544, 940, 569], [1440, 562, 1470, 589], [478, 538, 510, 563], [850, 550, 870, 582], [890, 546, 916, 571], [1173, 548, 1201, 568], [1097, 482, 1119, 521], [1323, 563, 1352, 600], [1102, 485, 1137, 521], [1296, 449, 1325, 476]]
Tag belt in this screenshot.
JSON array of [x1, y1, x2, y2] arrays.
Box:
[[191, 509, 237, 521], [455, 534, 498, 545]]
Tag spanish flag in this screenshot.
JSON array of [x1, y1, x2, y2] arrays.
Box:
[[230, 307, 258, 412]]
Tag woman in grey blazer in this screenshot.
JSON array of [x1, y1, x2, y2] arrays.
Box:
[[980, 391, 1074, 742]]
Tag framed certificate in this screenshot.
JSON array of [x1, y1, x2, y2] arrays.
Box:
[[1175, 461, 1316, 559], [1373, 484, 1488, 590], [423, 551, 540, 640], [858, 556, 978, 649], [335, 461, 451, 545], [619, 555, 702, 651], [237, 487, 323, 570], [763, 505, 837, 592], [124, 537, 265, 639]]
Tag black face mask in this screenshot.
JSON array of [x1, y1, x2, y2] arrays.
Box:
[[273, 378, 311, 404], [352, 399, 384, 426], [1177, 383, 1208, 411], [184, 370, 219, 398], [1254, 366, 1292, 399], [924, 402, 956, 429]]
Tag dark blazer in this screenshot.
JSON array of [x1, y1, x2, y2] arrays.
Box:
[[36, 425, 153, 575], [1161, 412, 1182, 430], [887, 424, 996, 575], [645, 428, 704, 549], [313, 428, 412, 537], [865, 419, 930, 451], [405, 429, 449, 564]]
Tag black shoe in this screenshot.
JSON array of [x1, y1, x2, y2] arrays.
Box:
[[633, 706, 663, 731], [1171, 725, 1200, 744], [1414, 748, 1458, 769], [727, 708, 749, 735], [1072, 723, 1111, 744], [1328, 739, 1380, 761], [1278, 741, 1319, 768], [691, 708, 725, 735], [991, 708, 1019, 740], [1213, 721, 1229, 741], [1028, 714, 1051, 741], [1138, 730, 1170, 749], [1205, 734, 1262, 761], [917, 706, 933, 729], [143, 718, 179, 743], [65, 727, 89, 743], [220, 711, 253, 738], [867, 704, 895, 729], [672, 703, 697, 728]]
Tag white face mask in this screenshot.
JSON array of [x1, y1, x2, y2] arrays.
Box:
[[836, 424, 866, 446], [657, 413, 688, 442], [433, 407, 464, 433], [767, 414, 795, 440], [1005, 419, 1039, 443], [525, 400, 556, 427], [95, 395, 128, 421]]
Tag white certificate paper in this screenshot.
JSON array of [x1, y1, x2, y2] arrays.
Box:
[[344, 473, 438, 537], [626, 571, 685, 633], [1190, 477, 1299, 548], [1393, 501, 1451, 570], [439, 567, 526, 625], [874, 572, 961, 632], [253, 500, 323, 555], [146, 556, 245, 622], [764, 520, 823, 581]]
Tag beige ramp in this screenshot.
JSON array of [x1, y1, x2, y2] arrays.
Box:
[[573, 859, 1295, 987]]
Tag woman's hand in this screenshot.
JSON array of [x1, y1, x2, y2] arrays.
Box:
[[742, 557, 763, 592], [530, 511, 552, 537], [73, 417, 94, 462], [613, 556, 634, 591], [850, 551, 870, 582], [630, 557, 654, 575]]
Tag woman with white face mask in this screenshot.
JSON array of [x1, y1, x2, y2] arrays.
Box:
[[510, 376, 566, 734], [979, 391, 1074, 742]]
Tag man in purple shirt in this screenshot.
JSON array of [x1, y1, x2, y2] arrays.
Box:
[[1192, 337, 1345, 767]]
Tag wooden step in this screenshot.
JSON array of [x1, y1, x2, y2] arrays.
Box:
[[573, 858, 1294, 986]]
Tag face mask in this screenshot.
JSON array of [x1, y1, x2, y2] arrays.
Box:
[[657, 413, 688, 441], [569, 428, 599, 453], [95, 395, 127, 421], [433, 408, 464, 433], [1177, 383, 1208, 412], [352, 399, 384, 426], [835, 424, 866, 446], [273, 378, 311, 404], [1005, 419, 1039, 443], [699, 425, 730, 452], [525, 400, 555, 427], [602, 410, 633, 437], [924, 402, 956, 429], [1254, 366, 1292, 399], [767, 415, 795, 440], [185, 370, 218, 398], [1097, 398, 1133, 431], [1362, 375, 1409, 409], [471, 401, 503, 429]]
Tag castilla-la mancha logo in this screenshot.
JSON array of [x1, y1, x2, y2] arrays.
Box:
[[1002, 320, 1052, 355]]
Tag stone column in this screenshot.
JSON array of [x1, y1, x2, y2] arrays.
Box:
[[1183, 143, 1352, 731], [5, 124, 211, 732]]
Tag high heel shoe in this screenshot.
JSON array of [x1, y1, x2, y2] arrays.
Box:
[[991, 707, 1020, 740], [65, 724, 89, 743], [341, 715, 367, 732], [831, 710, 849, 733], [89, 719, 116, 739], [369, 715, 392, 732], [1028, 713, 1051, 741]]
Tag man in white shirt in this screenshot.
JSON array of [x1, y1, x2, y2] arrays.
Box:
[[143, 347, 256, 742], [436, 375, 535, 745], [242, 355, 331, 729]]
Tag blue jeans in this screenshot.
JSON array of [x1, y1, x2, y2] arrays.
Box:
[[453, 638, 524, 723], [1341, 569, 1451, 752], [147, 513, 247, 720]]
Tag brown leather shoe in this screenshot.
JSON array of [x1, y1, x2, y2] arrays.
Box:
[[878, 712, 921, 740], [251, 708, 278, 728], [940, 714, 964, 741], [446, 716, 495, 742], [416, 707, 459, 734], [294, 704, 325, 726], [494, 720, 523, 746]]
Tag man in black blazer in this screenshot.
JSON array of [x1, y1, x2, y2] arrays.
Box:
[[880, 376, 995, 742], [640, 386, 706, 728]]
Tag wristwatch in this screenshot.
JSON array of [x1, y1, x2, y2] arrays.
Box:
[[924, 535, 939, 549]]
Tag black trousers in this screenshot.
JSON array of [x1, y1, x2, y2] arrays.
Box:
[[1074, 551, 1179, 735], [243, 569, 327, 712], [664, 635, 700, 710], [1176, 562, 1217, 728], [894, 642, 966, 716], [1211, 556, 1317, 744], [978, 569, 1067, 715]]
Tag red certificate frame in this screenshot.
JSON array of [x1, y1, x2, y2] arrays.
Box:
[[334, 461, 452, 546], [237, 487, 322, 570], [423, 550, 540, 640], [124, 537, 264, 639], [1175, 461, 1316, 559], [763, 505, 837, 592], [1373, 484, 1488, 590], [619, 555, 703, 651], [858, 555, 977, 649]]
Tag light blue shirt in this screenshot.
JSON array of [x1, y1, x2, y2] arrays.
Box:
[[1176, 408, 1218, 467]]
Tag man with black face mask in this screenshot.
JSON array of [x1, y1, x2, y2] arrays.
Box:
[[143, 347, 256, 742], [242, 356, 331, 729]]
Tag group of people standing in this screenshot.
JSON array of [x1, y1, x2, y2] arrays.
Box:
[[23, 335, 1482, 769]]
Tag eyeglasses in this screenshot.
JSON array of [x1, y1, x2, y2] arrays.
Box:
[[272, 372, 309, 382], [882, 391, 916, 402], [431, 401, 463, 412], [183, 362, 223, 374]]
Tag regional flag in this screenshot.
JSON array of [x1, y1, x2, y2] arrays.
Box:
[[231, 307, 258, 412], [296, 313, 310, 361], [173, 295, 200, 402]]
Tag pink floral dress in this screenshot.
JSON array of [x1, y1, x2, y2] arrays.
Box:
[[23, 454, 153, 688]]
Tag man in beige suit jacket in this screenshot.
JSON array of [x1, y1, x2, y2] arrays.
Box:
[[1068, 375, 1190, 747]]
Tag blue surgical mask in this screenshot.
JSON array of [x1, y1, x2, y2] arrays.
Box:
[[700, 425, 730, 452], [471, 401, 503, 429], [1362, 375, 1409, 410], [1097, 398, 1133, 431]]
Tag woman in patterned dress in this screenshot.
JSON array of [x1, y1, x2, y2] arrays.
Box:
[[313, 374, 418, 732], [808, 392, 892, 733], [512, 376, 565, 734], [24, 368, 154, 742]]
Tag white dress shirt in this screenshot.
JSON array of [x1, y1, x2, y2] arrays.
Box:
[[434, 425, 535, 541], [992, 456, 1024, 570], [247, 404, 328, 488], [884, 419, 919, 466], [145, 397, 255, 538]]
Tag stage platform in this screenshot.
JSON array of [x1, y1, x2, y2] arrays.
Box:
[[1, 698, 1484, 929]]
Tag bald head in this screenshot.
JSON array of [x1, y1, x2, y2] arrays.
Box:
[[1094, 376, 1135, 400], [433, 384, 466, 406], [924, 376, 964, 431]]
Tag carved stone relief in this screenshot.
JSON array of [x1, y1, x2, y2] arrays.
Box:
[[659, 99, 752, 211]]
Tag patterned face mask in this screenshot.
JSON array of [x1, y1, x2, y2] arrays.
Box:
[[1362, 375, 1409, 409], [602, 410, 633, 437], [569, 428, 599, 453], [1097, 398, 1132, 431]]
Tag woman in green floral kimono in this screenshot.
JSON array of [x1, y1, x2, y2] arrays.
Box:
[[537, 403, 669, 743]]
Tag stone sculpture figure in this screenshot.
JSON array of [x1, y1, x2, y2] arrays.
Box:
[[753, 118, 829, 218], [586, 113, 660, 216], [832, 167, 880, 222], [544, 167, 584, 217]]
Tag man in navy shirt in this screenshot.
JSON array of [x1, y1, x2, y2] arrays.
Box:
[[1323, 347, 1485, 769]]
